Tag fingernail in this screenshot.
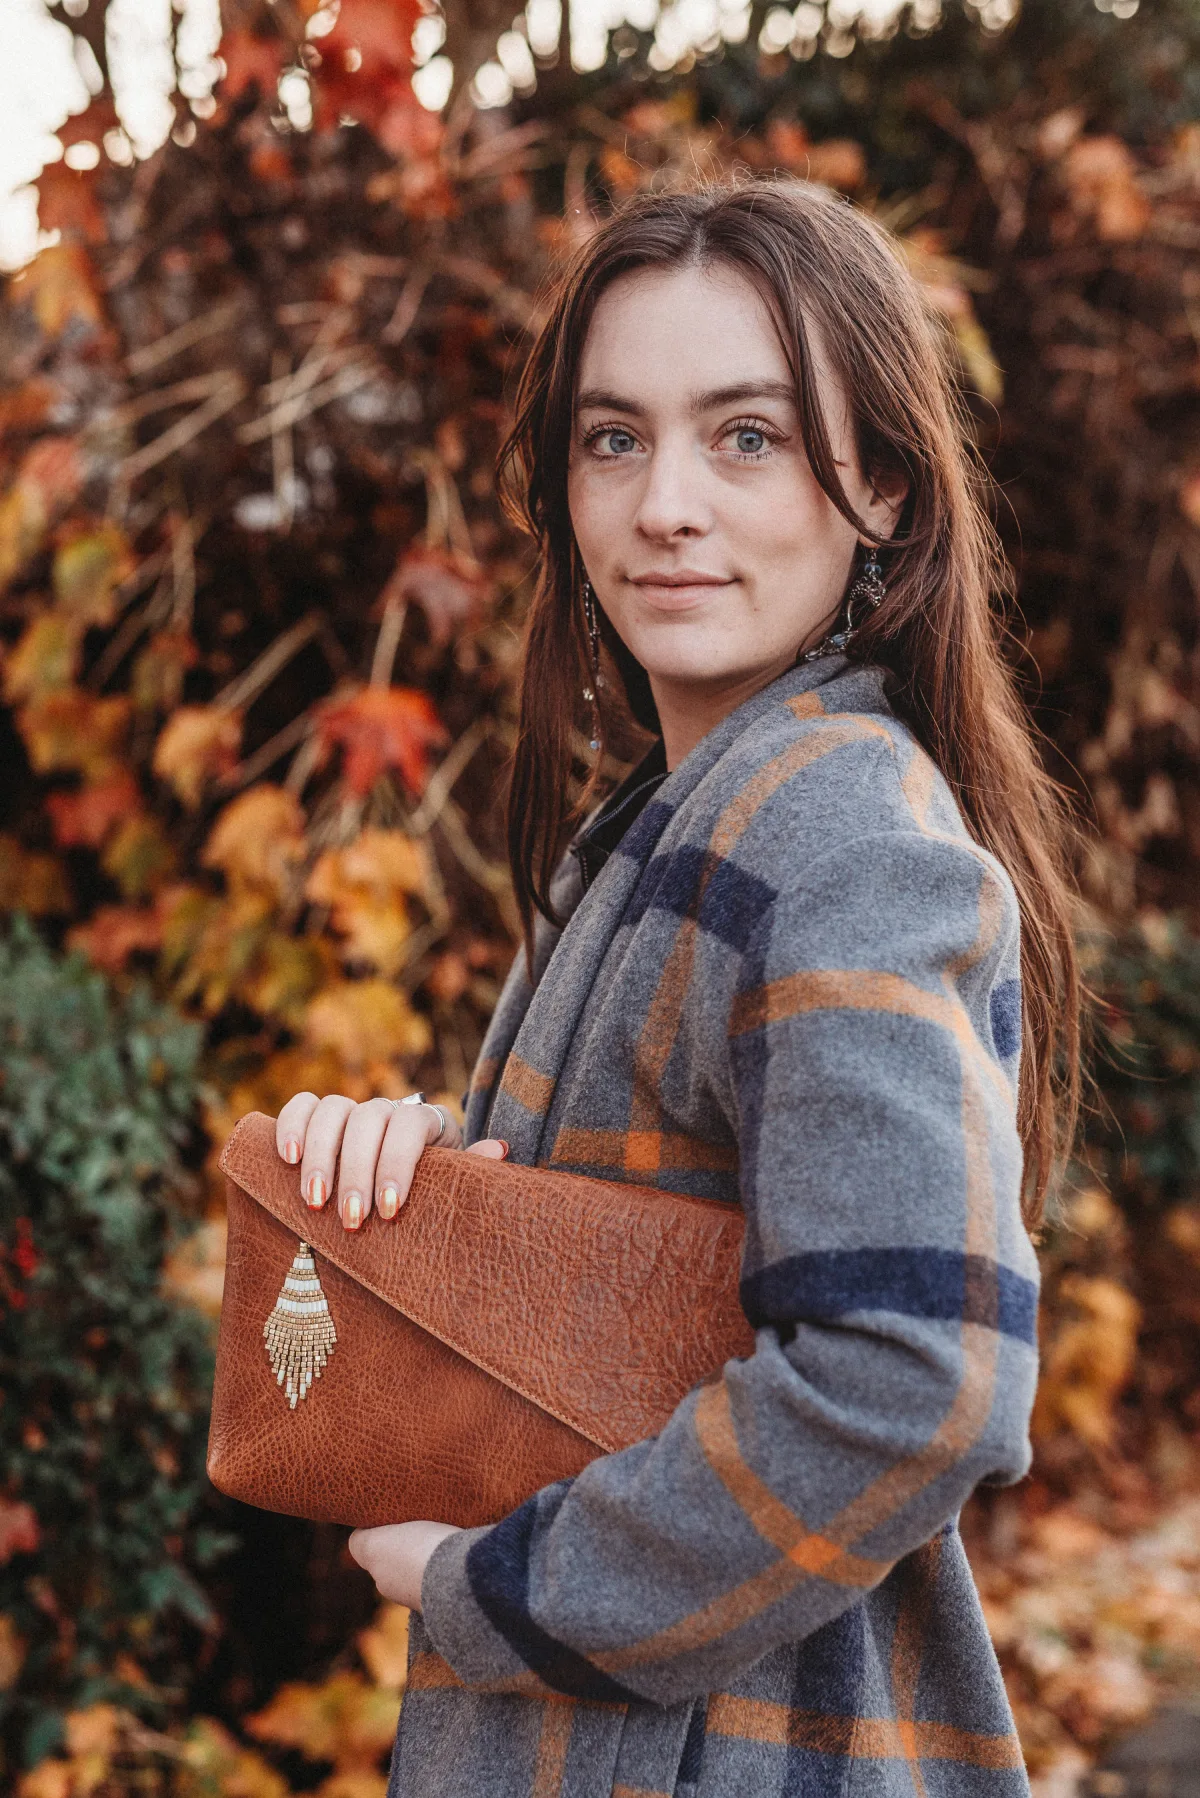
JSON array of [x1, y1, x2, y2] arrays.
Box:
[[306, 1173, 326, 1208], [378, 1185, 399, 1220], [344, 1191, 363, 1230], [283, 1139, 300, 1165], [498, 1141, 510, 1160]]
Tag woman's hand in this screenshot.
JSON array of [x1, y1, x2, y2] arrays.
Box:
[[275, 1092, 508, 1230], [348, 1520, 460, 1610]]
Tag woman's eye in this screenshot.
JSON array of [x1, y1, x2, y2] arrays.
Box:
[[732, 427, 768, 456], [595, 428, 638, 455]]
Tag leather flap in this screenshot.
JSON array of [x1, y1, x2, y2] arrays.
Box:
[[220, 1112, 753, 1456]]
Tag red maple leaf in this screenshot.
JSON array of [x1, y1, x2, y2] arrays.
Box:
[[47, 769, 141, 849], [0, 1499, 39, 1565], [310, 0, 421, 135], [317, 686, 446, 796], [218, 29, 288, 104]]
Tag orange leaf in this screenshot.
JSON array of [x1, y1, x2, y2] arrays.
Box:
[[47, 770, 141, 849], [247, 1671, 401, 1771], [203, 785, 307, 893], [64, 1705, 122, 1758], [308, 828, 426, 971], [0, 437, 84, 590], [1062, 135, 1150, 242], [0, 1500, 38, 1565], [34, 161, 106, 246], [161, 1215, 228, 1319], [152, 706, 243, 808], [53, 524, 135, 627], [317, 687, 446, 796], [67, 903, 164, 972], [0, 1616, 24, 1691], [0, 836, 71, 916], [10, 242, 104, 338], [19, 691, 130, 777], [3, 613, 83, 704]]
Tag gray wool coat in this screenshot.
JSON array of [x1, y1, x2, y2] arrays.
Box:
[[388, 656, 1038, 1798]]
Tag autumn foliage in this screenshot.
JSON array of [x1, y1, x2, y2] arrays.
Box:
[[1, 0, 1200, 1790]]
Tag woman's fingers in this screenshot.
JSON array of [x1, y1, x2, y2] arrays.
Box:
[[336, 1098, 397, 1229], [374, 1102, 462, 1222], [276, 1095, 505, 1230], [276, 1091, 320, 1166], [299, 1093, 356, 1210]]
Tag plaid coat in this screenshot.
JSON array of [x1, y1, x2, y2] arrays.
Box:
[[389, 657, 1038, 1798]]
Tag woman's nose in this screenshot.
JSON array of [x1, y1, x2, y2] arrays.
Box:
[[632, 444, 713, 541]]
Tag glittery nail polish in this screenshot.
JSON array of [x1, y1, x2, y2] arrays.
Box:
[[344, 1191, 363, 1229], [307, 1172, 326, 1208], [378, 1185, 399, 1219]]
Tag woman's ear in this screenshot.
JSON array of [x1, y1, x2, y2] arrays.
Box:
[[865, 466, 909, 545]]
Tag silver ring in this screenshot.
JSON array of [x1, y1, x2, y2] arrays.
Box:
[[396, 1092, 447, 1143]]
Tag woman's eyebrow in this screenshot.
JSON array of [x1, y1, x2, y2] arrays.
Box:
[[574, 379, 796, 416]]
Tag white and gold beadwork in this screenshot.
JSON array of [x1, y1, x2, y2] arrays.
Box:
[[264, 1241, 337, 1408]]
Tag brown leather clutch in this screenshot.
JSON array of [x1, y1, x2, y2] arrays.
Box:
[[207, 1111, 753, 1529]]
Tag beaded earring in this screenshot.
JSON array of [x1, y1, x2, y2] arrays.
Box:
[[801, 545, 886, 664], [582, 579, 605, 752]]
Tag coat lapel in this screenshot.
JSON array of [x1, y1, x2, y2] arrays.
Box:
[[485, 657, 854, 1165]]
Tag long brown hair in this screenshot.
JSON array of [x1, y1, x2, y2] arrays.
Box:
[[498, 178, 1079, 1224]]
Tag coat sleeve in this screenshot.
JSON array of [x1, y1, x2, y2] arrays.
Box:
[[418, 828, 1040, 1706]]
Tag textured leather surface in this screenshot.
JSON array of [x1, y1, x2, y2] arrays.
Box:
[[208, 1111, 752, 1527]]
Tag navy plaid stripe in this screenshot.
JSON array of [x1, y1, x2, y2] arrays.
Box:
[[740, 1249, 1038, 1346], [465, 1492, 642, 1705]]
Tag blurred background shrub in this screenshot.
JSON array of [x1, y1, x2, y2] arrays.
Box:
[[1, 0, 1199, 1791]]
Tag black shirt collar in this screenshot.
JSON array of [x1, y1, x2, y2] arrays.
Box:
[[571, 740, 668, 893]]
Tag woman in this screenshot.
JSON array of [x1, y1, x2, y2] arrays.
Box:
[[269, 180, 1079, 1798]]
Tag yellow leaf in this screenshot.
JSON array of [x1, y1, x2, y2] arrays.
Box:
[[163, 887, 276, 1016], [153, 707, 243, 809], [1032, 1274, 1142, 1449], [3, 612, 83, 703], [0, 835, 71, 916], [177, 1717, 291, 1798], [101, 815, 177, 900], [203, 786, 307, 895], [18, 691, 130, 777], [0, 1614, 25, 1689], [305, 978, 432, 1070], [243, 934, 332, 1028], [357, 1604, 409, 1690], [247, 1672, 400, 1772], [308, 830, 427, 974], [52, 525, 135, 627], [10, 242, 104, 338]]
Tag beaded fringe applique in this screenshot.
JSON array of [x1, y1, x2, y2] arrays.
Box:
[[264, 1241, 337, 1408]]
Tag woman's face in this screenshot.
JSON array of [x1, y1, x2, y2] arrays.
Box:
[[567, 261, 903, 762]]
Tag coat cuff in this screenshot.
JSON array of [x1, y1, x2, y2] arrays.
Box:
[[419, 1524, 517, 1688]]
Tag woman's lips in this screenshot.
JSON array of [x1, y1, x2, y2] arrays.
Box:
[[627, 573, 735, 609]]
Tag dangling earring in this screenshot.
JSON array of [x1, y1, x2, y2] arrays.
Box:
[[582, 579, 605, 753], [801, 544, 886, 664]]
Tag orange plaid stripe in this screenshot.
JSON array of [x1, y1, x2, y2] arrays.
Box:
[[549, 1127, 737, 1175], [705, 1695, 1024, 1769], [499, 1052, 555, 1115]]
